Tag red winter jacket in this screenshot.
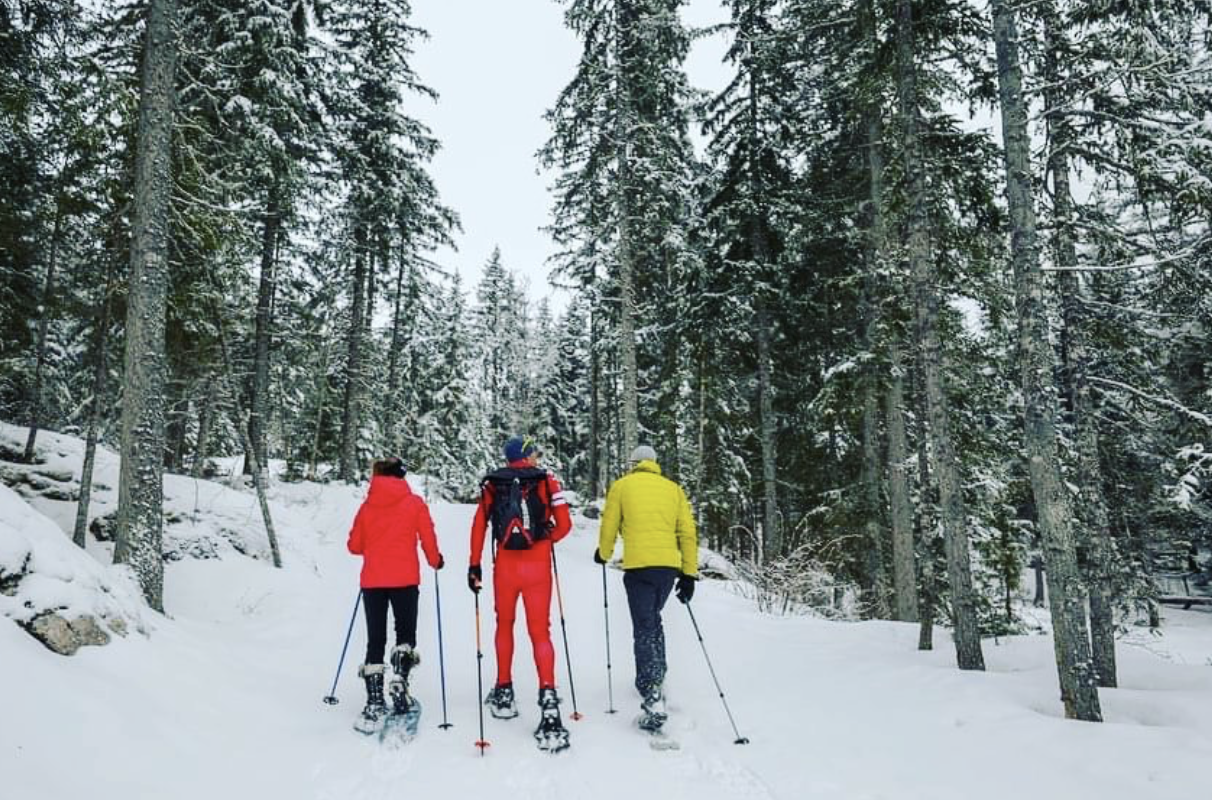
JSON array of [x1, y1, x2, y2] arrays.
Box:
[[348, 476, 442, 588]]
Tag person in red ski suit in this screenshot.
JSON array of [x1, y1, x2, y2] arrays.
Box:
[[467, 436, 572, 728], [347, 457, 444, 731]]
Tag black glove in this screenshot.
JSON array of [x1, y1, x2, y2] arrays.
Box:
[[593, 549, 607, 565], [675, 573, 696, 604], [434, 554, 445, 571], [467, 564, 482, 594]]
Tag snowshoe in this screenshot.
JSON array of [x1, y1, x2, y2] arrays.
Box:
[[533, 687, 570, 753], [381, 695, 422, 744], [485, 682, 519, 720], [353, 664, 388, 735], [634, 714, 680, 751]]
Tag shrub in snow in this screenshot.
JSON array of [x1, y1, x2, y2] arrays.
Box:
[[0, 484, 146, 655], [731, 542, 862, 620]]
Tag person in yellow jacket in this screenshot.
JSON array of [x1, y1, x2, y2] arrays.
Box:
[[594, 444, 697, 732]]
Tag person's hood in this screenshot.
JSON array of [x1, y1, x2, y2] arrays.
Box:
[[364, 474, 414, 507], [630, 459, 661, 475]]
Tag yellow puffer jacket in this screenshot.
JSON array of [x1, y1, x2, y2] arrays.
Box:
[[597, 460, 697, 576]]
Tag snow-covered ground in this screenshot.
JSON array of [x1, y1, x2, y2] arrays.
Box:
[[2, 423, 1210, 800]]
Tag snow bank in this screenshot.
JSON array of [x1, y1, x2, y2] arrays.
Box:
[[0, 483, 147, 654]]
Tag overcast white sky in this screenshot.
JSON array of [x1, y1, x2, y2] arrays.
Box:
[[408, 0, 732, 309]]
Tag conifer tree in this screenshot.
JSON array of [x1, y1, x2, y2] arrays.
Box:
[[113, 0, 179, 611]]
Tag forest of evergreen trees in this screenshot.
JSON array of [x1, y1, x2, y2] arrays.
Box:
[[2, 0, 1210, 721]]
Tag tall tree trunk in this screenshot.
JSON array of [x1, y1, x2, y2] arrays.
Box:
[[73, 270, 115, 549], [744, 50, 780, 564], [307, 314, 334, 481], [755, 295, 779, 562], [992, 0, 1101, 721], [860, 378, 888, 615], [114, 0, 179, 612], [915, 364, 936, 651], [212, 307, 283, 568], [1042, 2, 1118, 690], [339, 227, 367, 483], [886, 340, 918, 622], [615, 1, 639, 458], [860, 30, 891, 613], [191, 375, 215, 478], [386, 246, 407, 452], [167, 383, 189, 471], [896, 0, 984, 670], [24, 200, 64, 461], [589, 308, 602, 496], [248, 184, 280, 473], [694, 341, 707, 505]]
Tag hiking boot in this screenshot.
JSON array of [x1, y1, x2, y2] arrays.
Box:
[[638, 683, 667, 731], [485, 682, 519, 719], [354, 663, 388, 734], [388, 645, 419, 714], [534, 686, 570, 752], [390, 644, 419, 681]]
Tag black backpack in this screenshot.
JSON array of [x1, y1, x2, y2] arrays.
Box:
[[483, 467, 551, 551]]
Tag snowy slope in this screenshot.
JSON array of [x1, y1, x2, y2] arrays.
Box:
[[2, 432, 1211, 799]]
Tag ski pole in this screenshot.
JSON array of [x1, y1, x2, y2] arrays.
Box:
[[474, 590, 490, 755], [550, 547, 582, 720], [323, 590, 362, 705], [434, 567, 452, 730], [602, 562, 616, 714], [684, 603, 749, 744]]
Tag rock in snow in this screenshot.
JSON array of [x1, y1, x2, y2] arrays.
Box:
[[0, 483, 146, 655]]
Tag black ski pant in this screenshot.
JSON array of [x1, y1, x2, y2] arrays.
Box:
[[623, 567, 678, 698], [362, 586, 419, 664]]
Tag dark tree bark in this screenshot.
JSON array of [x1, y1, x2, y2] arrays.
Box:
[[23, 200, 63, 461], [615, 0, 639, 458], [212, 303, 283, 569], [755, 295, 779, 561], [859, 23, 891, 612], [73, 269, 115, 549], [339, 227, 368, 483], [886, 341, 918, 622], [589, 309, 602, 497], [914, 361, 937, 651], [191, 376, 215, 479], [114, 0, 179, 612], [248, 184, 281, 472], [992, 0, 1101, 721]]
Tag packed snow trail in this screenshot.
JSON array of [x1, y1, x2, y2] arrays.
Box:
[[2, 443, 1211, 799]]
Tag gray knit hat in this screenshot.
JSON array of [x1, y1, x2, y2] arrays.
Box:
[[629, 445, 658, 463]]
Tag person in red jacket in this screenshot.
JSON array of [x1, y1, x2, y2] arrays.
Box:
[[347, 456, 444, 734], [467, 436, 572, 750]]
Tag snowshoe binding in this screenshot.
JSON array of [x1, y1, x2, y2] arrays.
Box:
[[637, 683, 668, 732], [485, 682, 519, 720], [353, 664, 388, 735], [534, 687, 570, 753], [382, 645, 422, 742]]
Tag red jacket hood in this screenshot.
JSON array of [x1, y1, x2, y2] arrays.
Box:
[[364, 475, 414, 507]]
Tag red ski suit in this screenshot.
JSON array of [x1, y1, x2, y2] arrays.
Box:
[[469, 462, 572, 688], [348, 476, 442, 588]]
